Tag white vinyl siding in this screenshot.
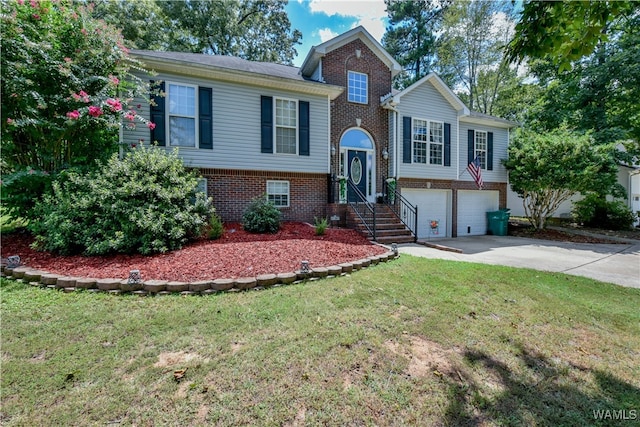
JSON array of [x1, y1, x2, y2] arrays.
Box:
[[124, 72, 330, 173], [275, 98, 297, 155], [267, 180, 290, 207], [348, 71, 368, 104], [459, 122, 509, 183], [167, 82, 198, 147]]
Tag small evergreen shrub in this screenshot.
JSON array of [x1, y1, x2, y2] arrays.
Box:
[[572, 193, 636, 230], [208, 213, 224, 240], [314, 216, 329, 235], [30, 146, 213, 255], [242, 196, 281, 233]]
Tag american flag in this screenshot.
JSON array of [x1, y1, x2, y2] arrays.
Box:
[[467, 156, 484, 189]]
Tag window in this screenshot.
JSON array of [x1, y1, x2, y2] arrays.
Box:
[[348, 71, 368, 104], [267, 180, 290, 207], [475, 130, 488, 169], [275, 98, 297, 154], [412, 119, 443, 165], [167, 83, 197, 147]]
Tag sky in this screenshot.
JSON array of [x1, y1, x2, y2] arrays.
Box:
[[285, 0, 389, 67]]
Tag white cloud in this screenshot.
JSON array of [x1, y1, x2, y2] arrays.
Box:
[[317, 28, 339, 42], [308, 0, 388, 41]]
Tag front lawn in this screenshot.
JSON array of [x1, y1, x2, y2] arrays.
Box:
[[2, 256, 639, 426]]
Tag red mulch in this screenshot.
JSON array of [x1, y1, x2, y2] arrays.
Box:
[[1, 222, 388, 282]]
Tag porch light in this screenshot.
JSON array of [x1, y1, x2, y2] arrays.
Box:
[[7, 255, 21, 268], [331, 145, 336, 156], [301, 261, 310, 273], [382, 148, 389, 160], [128, 269, 142, 284]]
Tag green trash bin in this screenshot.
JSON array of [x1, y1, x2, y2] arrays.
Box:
[[486, 209, 510, 236]]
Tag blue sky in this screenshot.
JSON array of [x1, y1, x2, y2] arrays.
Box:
[[285, 0, 388, 66]]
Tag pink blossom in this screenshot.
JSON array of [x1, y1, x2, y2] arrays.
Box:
[[64, 57, 72, 63], [29, 0, 37, 7], [124, 110, 136, 121], [81, 28, 88, 36], [109, 75, 120, 86], [6, 118, 15, 125], [66, 110, 80, 120], [147, 122, 156, 130], [17, 0, 24, 5], [32, 13, 40, 20], [106, 98, 122, 112], [78, 90, 90, 102], [88, 106, 103, 117]]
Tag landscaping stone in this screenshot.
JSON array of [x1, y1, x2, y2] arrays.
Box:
[[75, 278, 97, 289], [256, 274, 278, 287], [367, 256, 379, 265], [63, 287, 76, 293], [107, 290, 122, 295], [56, 277, 77, 288], [23, 270, 43, 282], [338, 263, 354, 273], [143, 280, 167, 293], [295, 270, 311, 280], [157, 291, 172, 296], [211, 278, 236, 291], [133, 290, 148, 297], [359, 258, 371, 268], [120, 280, 143, 292], [327, 265, 343, 276], [235, 277, 257, 290], [3, 267, 14, 277], [165, 281, 189, 292], [11, 267, 30, 280], [276, 272, 297, 284], [351, 260, 363, 270], [97, 278, 122, 291], [180, 291, 196, 296], [201, 289, 218, 295], [40, 274, 60, 285], [189, 281, 212, 292], [312, 267, 328, 278]]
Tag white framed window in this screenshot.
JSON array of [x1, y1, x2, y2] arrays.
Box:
[[274, 98, 297, 154], [475, 130, 488, 169], [266, 180, 290, 207], [412, 118, 443, 165], [167, 82, 198, 147], [348, 71, 368, 104], [196, 178, 207, 197]]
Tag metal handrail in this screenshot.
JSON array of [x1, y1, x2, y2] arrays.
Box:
[[383, 178, 418, 242], [346, 179, 376, 240]]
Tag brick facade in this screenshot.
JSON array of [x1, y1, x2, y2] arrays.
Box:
[[322, 39, 392, 190], [199, 168, 328, 223]]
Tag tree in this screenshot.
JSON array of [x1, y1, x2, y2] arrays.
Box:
[[506, 0, 638, 72], [503, 127, 621, 230], [158, 0, 301, 64], [436, 0, 515, 112], [1, 0, 151, 220], [382, 0, 448, 89]]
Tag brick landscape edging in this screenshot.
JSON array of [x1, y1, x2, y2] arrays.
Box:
[[0, 251, 398, 296]]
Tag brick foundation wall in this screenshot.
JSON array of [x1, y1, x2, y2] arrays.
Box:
[[198, 168, 329, 223], [323, 39, 392, 189]]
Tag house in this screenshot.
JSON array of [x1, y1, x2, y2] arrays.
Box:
[[124, 26, 517, 240]]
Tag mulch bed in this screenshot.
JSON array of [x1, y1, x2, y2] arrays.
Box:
[[507, 221, 634, 244], [1, 222, 388, 282]]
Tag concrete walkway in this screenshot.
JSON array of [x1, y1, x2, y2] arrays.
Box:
[[398, 235, 640, 288]]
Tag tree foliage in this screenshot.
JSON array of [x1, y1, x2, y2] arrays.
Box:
[[506, 0, 638, 72], [382, 0, 448, 89], [30, 147, 213, 255], [503, 128, 621, 229]]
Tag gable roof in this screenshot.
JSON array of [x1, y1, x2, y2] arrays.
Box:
[[131, 50, 344, 99], [299, 26, 402, 78]]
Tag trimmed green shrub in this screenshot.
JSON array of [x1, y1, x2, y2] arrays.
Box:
[[30, 146, 213, 255], [208, 213, 224, 240], [572, 193, 637, 230], [242, 196, 281, 233], [314, 216, 329, 235]]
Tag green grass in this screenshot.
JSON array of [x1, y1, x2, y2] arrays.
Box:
[[2, 256, 639, 426]]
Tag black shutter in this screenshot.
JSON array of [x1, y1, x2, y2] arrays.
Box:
[[403, 116, 412, 163], [467, 129, 475, 164], [487, 131, 494, 170], [444, 122, 451, 166], [261, 96, 273, 153], [299, 101, 310, 156], [150, 81, 165, 146], [199, 87, 213, 149]]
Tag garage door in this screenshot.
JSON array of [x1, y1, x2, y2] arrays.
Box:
[[402, 189, 451, 238], [457, 190, 499, 236]]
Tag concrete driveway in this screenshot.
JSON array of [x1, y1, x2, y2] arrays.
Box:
[[398, 235, 640, 288]]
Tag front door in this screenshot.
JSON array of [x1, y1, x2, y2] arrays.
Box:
[[347, 150, 367, 202]]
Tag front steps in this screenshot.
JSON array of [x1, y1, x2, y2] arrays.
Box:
[[346, 204, 415, 244]]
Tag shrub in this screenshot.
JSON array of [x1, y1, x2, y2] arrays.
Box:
[[242, 196, 281, 233], [30, 146, 213, 255], [572, 193, 637, 230], [208, 213, 224, 240], [314, 217, 329, 235]]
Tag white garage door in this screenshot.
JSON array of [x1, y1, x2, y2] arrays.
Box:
[[457, 190, 499, 236], [402, 189, 451, 239]]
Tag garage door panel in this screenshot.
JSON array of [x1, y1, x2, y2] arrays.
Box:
[[402, 189, 451, 239], [457, 190, 499, 236]]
